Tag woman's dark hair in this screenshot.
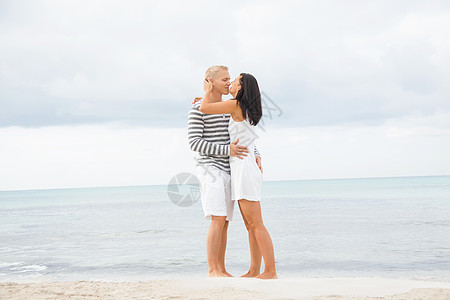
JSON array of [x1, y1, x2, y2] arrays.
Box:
[[235, 73, 262, 125]]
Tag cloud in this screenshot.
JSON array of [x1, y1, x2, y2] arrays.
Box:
[[1, 119, 449, 191], [0, 124, 195, 190], [231, 1, 450, 127], [1, 0, 449, 128], [1, 1, 450, 190], [257, 123, 450, 181], [0, 0, 238, 126], [385, 109, 450, 137]]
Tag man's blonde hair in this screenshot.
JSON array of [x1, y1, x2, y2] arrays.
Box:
[[205, 65, 228, 80]]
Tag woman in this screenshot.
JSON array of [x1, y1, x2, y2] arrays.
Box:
[[200, 73, 277, 280]]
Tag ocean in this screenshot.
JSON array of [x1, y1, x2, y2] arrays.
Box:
[[1, 176, 449, 282]]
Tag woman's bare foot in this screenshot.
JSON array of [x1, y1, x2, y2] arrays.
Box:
[[256, 271, 277, 279], [240, 270, 260, 278]]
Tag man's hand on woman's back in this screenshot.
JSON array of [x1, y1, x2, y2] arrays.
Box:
[[230, 139, 248, 160]]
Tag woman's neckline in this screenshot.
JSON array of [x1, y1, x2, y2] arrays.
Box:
[[230, 115, 245, 123]]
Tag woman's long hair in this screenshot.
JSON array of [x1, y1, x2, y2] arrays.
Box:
[[235, 73, 262, 125]]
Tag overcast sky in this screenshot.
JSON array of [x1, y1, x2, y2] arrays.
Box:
[[1, 0, 449, 191]]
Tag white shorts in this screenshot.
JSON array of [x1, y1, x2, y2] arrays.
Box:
[[197, 165, 234, 221]]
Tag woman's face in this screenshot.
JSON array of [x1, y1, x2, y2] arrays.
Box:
[[229, 75, 242, 98], [209, 70, 231, 95]]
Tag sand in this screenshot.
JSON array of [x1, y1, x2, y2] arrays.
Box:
[[1, 277, 450, 299]]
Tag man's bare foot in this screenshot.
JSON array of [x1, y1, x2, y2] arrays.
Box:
[[218, 268, 233, 277], [256, 271, 277, 279], [221, 270, 233, 277], [240, 270, 260, 278], [208, 270, 229, 277]]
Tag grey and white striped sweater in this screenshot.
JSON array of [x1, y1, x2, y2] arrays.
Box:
[[188, 101, 260, 174]]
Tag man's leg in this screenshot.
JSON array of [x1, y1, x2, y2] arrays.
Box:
[[218, 220, 232, 277], [206, 215, 228, 277]]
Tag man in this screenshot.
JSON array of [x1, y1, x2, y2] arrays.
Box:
[[188, 65, 262, 277]]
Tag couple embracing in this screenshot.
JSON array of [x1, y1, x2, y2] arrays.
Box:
[[188, 65, 277, 279]]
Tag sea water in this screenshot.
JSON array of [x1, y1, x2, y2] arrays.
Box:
[[0, 176, 449, 282]]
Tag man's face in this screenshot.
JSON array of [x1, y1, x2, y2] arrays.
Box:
[[211, 70, 231, 95]]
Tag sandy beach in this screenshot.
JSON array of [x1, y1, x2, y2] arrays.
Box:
[[1, 277, 450, 299]]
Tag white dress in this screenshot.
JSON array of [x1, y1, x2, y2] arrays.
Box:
[[228, 117, 262, 202]]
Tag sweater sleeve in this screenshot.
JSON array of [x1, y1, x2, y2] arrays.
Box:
[[188, 104, 230, 156]]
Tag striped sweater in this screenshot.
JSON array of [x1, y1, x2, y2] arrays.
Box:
[[188, 101, 260, 174]]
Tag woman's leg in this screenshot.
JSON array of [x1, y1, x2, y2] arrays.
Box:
[[238, 201, 262, 277], [218, 220, 233, 277], [238, 199, 277, 279]]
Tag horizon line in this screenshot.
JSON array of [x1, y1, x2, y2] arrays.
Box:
[[1, 174, 449, 193]]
